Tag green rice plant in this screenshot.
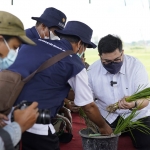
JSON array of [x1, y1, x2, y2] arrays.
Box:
[[125, 87, 150, 102], [79, 107, 150, 138], [79, 85, 150, 138], [113, 108, 150, 135], [107, 86, 150, 113]]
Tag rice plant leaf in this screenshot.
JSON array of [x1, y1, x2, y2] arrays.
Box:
[[129, 127, 136, 142], [125, 87, 150, 102]]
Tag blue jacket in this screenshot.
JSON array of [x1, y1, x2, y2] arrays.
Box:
[[8, 39, 84, 117], [25, 26, 40, 39]]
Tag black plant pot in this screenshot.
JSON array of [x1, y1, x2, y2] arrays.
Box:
[[79, 128, 121, 150]]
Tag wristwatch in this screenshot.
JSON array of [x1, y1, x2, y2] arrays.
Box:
[[133, 101, 137, 108], [129, 101, 137, 111]]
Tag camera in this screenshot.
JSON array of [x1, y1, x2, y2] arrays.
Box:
[[11, 101, 51, 124]]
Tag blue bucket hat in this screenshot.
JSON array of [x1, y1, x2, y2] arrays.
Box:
[[54, 21, 97, 48], [31, 7, 67, 29]]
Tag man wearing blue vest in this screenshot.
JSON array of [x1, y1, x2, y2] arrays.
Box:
[[8, 21, 113, 150], [26, 7, 67, 40]]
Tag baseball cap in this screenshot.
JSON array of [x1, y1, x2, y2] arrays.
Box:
[[32, 7, 67, 30]]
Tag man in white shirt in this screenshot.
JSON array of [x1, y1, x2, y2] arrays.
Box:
[[87, 34, 150, 150]]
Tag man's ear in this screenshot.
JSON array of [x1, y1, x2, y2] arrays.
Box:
[[41, 23, 47, 30], [0, 35, 3, 40]]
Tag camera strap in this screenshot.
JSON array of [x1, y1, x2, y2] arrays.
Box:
[[0, 128, 15, 150], [23, 50, 74, 82]]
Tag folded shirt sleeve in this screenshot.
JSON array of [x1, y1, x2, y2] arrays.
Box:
[[2, 122, 22, 147], [68, 68, 94, 106]]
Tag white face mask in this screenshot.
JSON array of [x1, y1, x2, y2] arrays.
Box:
[[0, 39, 18, 70], [44, 36, 49, 39], [50, 31, 60, 40]]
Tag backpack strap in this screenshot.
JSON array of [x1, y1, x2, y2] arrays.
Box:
[[23, 50, 74, 82], [0, 128, 15, 150]]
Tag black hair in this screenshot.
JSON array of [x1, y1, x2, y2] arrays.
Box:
[[98, 34, 123, 56], [36, 21, 58, 29], [36, 21, 42, 27], [48, 26, 60, 30], [1, 35, 19, 42], [82, 52, 85, 58], [60, 34, 80, 43]]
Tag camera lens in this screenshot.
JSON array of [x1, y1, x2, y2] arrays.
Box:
[[36, 109, 51, 124], [36, 109, 43, 124], [12, 101, 51, 125], [43, 109, 51, 124]]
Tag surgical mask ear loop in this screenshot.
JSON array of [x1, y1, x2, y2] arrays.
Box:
[[3, 38, 10, 51], [76, 45, 81, 54]]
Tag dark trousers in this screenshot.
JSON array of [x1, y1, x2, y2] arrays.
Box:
[[108, 116, 150, 150], [22, 128, 60, 150]]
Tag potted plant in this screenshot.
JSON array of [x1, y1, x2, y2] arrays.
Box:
[[79, 87, 150, 150]]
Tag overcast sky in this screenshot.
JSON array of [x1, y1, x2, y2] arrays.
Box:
[[0, 0, 150, 43]]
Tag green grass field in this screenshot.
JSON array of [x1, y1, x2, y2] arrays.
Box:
[[85, 47, 150, 79]]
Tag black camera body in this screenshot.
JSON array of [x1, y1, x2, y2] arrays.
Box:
[[11, 101, 51, 125]]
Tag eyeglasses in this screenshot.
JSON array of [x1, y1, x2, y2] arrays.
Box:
[[101, 52, 123, 65]]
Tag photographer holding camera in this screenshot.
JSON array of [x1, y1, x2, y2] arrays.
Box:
[[0, 11, 39, 150]]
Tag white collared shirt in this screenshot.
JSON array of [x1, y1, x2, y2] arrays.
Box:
[[87, 55, 150, 124], [68, 68, 94, 106]]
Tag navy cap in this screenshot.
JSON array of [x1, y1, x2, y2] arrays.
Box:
[[32, 7, 67, 29], [54, 21, 97, 48]]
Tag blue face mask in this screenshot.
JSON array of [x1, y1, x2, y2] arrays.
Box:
[[0, 39, 18, 70], [77, 44, 85, 58], [77, 51, 84, 58], [103, 61, 123, 74]]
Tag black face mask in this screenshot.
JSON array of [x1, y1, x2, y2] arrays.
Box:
[[103, 61, 123, 74]]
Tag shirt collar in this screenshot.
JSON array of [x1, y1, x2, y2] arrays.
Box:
[[35, 27, 41, 38], [101, 61, 108, 75], [119, 59, 125, 75]]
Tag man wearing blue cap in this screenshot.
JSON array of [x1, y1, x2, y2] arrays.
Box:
[[26, 7, 67, 40], [8, 21, 113, 150]]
